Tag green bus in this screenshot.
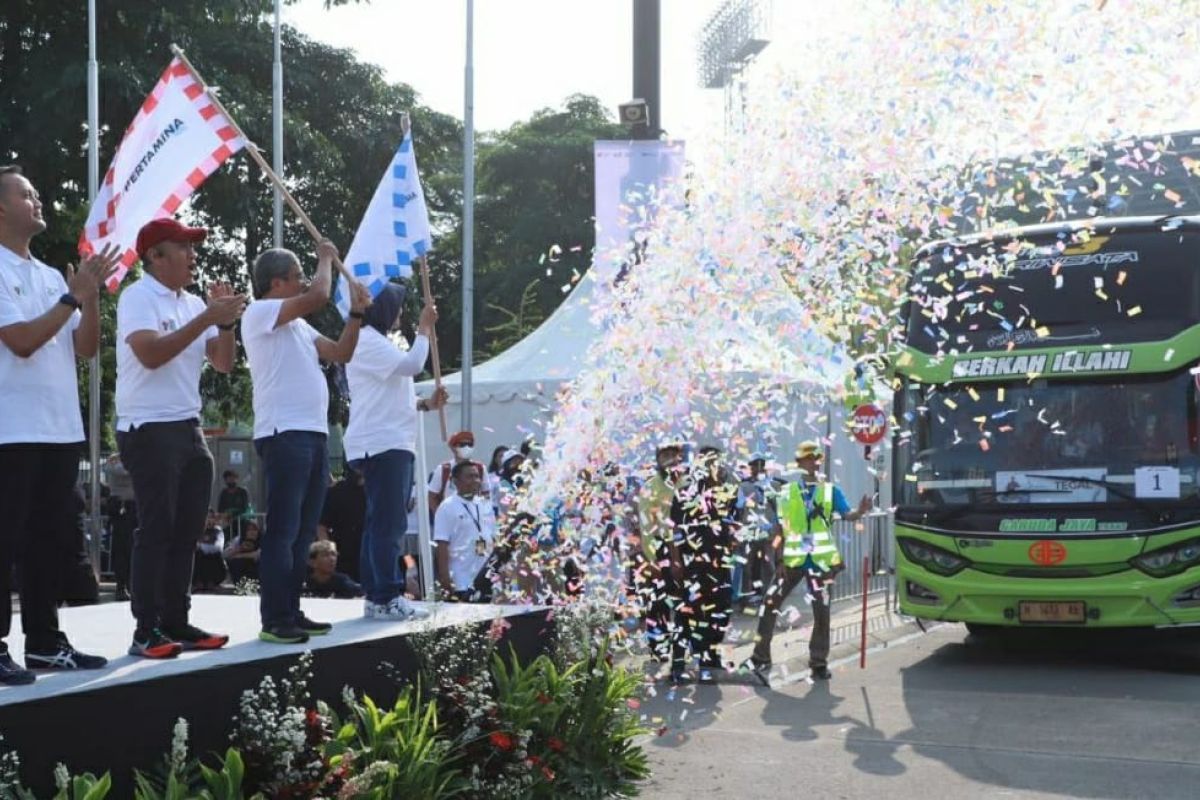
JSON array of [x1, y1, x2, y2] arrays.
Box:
[[894, 215, 1200, 629]]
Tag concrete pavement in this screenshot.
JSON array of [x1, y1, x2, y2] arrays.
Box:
[[638, 623, 1200, 799]]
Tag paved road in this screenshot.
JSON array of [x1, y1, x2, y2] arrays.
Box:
[[639, 624, 1200, 799]]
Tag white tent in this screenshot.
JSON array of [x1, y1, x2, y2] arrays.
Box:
[[416, 270, 890, 507]]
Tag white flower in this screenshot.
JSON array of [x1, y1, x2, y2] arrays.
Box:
[[53, 763, 70, 791]]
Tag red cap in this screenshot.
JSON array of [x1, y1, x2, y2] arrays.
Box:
[[136, 218, 208, 258], [448, 431, 475, 446]]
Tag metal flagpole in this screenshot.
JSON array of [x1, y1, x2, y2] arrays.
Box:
[[415, 411, 437, 609], [86, 0, 102, 576], [461, 0, 475, 431], [272, 0, 284, 247]]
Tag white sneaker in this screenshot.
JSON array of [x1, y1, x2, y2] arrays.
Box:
[[363, 600, 386, 619], [374, 596, 429, 621]]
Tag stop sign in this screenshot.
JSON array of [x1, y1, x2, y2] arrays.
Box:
[[852, 404, 887, 445]]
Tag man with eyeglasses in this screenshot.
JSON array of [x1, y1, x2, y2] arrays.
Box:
[[741, 440, 871, 685]]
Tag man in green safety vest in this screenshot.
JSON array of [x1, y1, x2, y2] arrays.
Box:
[[741, 440, 871, 685]]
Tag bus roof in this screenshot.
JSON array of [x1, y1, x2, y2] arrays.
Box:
[[915, 215, 1200, 259]]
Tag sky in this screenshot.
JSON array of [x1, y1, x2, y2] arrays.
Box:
[[283, 0, 732, 139]]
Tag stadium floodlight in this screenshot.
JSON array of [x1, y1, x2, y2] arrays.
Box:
[[697, 0, 771, 89]]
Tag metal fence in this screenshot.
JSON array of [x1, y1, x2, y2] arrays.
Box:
[[828, 512, 895, 605]]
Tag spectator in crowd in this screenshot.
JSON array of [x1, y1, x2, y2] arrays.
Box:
[[217, 469, 251, 540], [735, 452, 781, 608], [116, 217, 244, 657], [742, 440, 871, 685], [343, 281, 441, 621], [103, 454, 136, 600], [242, 239, 370, 644], [428, 430, 490, 514], [193, 510, 227, 592], [496, 449, 527, 516], [402, 480, 424, 599], [668, 446, 738, 684], [317, 467, 366, 582], [434, 462, 497, 602], [304, 540, 363, 599], [0, 164, 118, 683], [224, 518, 261, 583], [633, 442, 685, 664]]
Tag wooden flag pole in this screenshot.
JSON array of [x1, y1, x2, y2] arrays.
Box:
[[419, 256, 448, 442], [170, 43, 354, 283]]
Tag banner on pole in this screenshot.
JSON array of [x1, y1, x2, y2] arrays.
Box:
[[592, 140, 686, 283], [336, 130, 432, 317], [78, 57, 246, 289]]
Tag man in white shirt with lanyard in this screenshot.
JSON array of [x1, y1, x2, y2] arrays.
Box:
[[343, 281, 441, 621], [242, 241, 369, 644], [0, 165, 119, 683], [115, 218, 246, 659], [434, 461, 497, 602]]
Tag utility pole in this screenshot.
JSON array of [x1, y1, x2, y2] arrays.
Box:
[[462, 0, 476, 430], [632, 0, 662, 140]]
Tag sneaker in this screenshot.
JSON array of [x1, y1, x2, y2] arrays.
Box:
[[162, 624, 229, 651], [259, 625, 310, 645], [668, 668, 693, 685], [811, 665, 833, 680], [0, 652, 35, 685], [129, 629, 183, 659], [697, 668, 718, 685], [372, 596, 429, 622], [296, 614, 332, 636], [363, 600, 384, 619], [26, 635, 107, 670], [739, 657, 771, 687]]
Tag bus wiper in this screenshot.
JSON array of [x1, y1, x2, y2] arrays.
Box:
[[1025, 474, 1162, 519], [931, 488, 1062, 524]]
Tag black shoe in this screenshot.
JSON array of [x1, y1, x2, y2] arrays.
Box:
[[26, 636, 107, 670], [161, 624, 229, 651], [697, 667, 718, 685], [739, 657, 771, 687], [811, 666, 832, 680], [668, 668, 693, 685], [0, 652, 35, 685], [129, 629, 183, 659], [259, 626, 309, 645], [296, 614, 332, 636]]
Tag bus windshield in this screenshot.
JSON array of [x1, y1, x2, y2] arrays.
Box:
[[895, 368, 1200, 508]]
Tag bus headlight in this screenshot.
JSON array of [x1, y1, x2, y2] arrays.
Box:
[[898, 537, 970, 576], [1131, 538, 1200, 577]]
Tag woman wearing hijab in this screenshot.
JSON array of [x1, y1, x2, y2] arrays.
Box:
[[343, 282, 441, 620]]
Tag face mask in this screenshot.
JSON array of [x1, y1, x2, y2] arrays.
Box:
[[455, 446, 474, 459]]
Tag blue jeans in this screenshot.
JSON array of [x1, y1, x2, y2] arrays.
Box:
[[255, 431, 329, 629], [352, 449, 414, 604]]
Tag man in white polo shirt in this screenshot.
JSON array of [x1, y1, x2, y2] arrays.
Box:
[[242, 241, 369, 644], [115, 217, 246, 659], [0, 165, 119, 684], [434, 462, 497, 602]]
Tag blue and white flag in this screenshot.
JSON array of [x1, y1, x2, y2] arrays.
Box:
[[336, 130, 432, 316]]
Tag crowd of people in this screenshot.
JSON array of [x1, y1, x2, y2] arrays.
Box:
[[0, 162, 873, 690]]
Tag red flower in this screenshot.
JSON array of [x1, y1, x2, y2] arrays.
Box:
[[305, 708, 321, 727], [541, 765, 556, 782], [547, 737, 566, 753], [526, 755, 541, 766], [536, 692, 552, 705], [489, 731, 515, 751]]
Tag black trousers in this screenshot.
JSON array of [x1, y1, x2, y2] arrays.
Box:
[[0, 444, 81, 651], [752, 565, 833, 669], [117, 420, 214, 632], [671, 558, 733, 671]]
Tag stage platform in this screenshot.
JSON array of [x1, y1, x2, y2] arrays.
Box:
[[0, 596, 552, 795]]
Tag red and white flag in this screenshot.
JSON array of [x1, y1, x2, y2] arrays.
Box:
[[79, 57, 245, 289]]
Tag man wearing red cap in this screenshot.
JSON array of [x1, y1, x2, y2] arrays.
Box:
[[0, 165, 119, 683], [427, 430, 490, 515], [116, 217, 246, 658]]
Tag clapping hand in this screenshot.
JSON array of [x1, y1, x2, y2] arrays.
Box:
[[205, 282, 247, 326], [67, 243, 122, 302]]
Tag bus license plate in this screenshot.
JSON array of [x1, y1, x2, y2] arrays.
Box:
[[1018, 601, 1086, 624]]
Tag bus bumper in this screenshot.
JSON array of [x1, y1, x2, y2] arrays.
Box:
[[898, 563, 1200, 627]]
